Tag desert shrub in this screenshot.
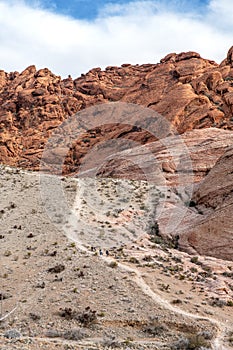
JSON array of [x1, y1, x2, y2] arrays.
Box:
[[129, 257, 139, 264], [149, 224, 179, 249], [4, 250, 12, 257], [209, 297, 226, 308], [143, 255, 153, 262], [29, 312, 41, 321], [58, 306, 97, 326], [171, 299, 183, 305], [102, 334, 120, 348], [63, 328, 86, 340], [46, 329, 63, 338], [222, 271, 233, 278], [190, 256, 202, 265], [77, 307, 97, 326], [171, 336, 189, 350], [227, 300, 233, 307], [159, 283, 170, 291], [47, 264, 65, 273], [179, 274, 186, 280], [228, 331, 233, 344], [150, 235, 163, 245], [171, 334, 211, 349], [143, 316, 168, 337], [197, 331, 213, 340], [108, 261, 118, 268], [187, 334, 211, 349], [198, 270, 212, 278], [184, 200, 196, 207], [58, 307, 75, 320], [149, 222, 160, 236], [190, 267, 198, 273]]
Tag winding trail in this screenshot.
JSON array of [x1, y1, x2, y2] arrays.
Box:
[[1, 170, 230, 349], [104, 253, 230, 349], [68, 237, 231, 349], [114, 259, 230, 350], [65, 179, 232, 350]]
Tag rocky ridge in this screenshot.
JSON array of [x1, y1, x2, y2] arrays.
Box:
[[1, 47, 233, 172]]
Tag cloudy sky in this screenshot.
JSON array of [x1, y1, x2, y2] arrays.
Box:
[[0, 0, 232, 77]]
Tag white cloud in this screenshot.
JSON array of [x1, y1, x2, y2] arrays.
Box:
[[0, 0, 232, 78], [208, 0, 233, 28]]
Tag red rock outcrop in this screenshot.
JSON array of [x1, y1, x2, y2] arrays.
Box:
[[96, 128, 233, 186], [1, 47, 233, 172], [98, 126, 233, 261], [177, 147, 233, 261], [193, 146, 233, 209]]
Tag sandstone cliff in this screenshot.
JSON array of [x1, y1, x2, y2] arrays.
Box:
[[97, 128, 233, 186], [99, 126, 233, 261], [1, 47, 233, 171], [178, 147, 233, 261]]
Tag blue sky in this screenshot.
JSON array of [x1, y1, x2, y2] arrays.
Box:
[[26, 0, 210, 20], [0, 0, 232, 77]]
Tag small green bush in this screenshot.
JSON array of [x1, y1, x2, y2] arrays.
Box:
[[108, 261, 118, 268], [129, 257, 139, 264], [190, 256, 202, 265]]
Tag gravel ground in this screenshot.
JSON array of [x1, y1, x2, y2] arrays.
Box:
[[0, 165, 232, 349]]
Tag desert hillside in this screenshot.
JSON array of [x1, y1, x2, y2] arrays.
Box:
[[1, 165, 233, 349], [97, 126, 233, 262], [1, 48, 233, 349]]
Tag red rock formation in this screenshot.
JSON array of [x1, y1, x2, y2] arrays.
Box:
[[100, 126, 233, 261], [1, 48, 233, 261], [178, 147, 233, 261], [97, 128, 233, 186], [1, 47, 233, 172]]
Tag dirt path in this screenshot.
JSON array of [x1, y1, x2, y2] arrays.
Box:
[[1, 170, 231, 349], [123, 263, 231, 350], [66, 181, 232, 350]]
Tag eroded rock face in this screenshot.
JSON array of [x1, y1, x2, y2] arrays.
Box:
[[193, 146, 233, 209], [226, 46, 233, 67], [177, 147, 233, 261], [179, 198, 233, 261], [97, 128, 233, 185], [95, 126, 233, 261], [1, 47, 233, 172]]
